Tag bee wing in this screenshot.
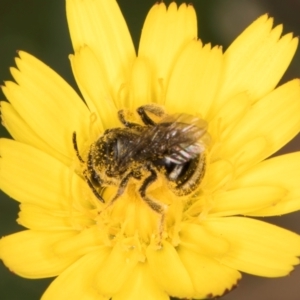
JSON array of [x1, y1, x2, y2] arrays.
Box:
[[157, 114, 209, 163], [161, 113, 206, 125], [118, 114, 209, 167]]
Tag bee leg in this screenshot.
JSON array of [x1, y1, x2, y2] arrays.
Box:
[[118, 110, 141, 129], [83, 169, 105, 203], [73, 132, 105, 203], [138, 167, 167, 242], [137, 105, 166, 126], [104, 171, 133, 209]]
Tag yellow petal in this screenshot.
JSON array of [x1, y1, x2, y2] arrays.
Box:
[[139, 2, 197, 90], [2, 51, 90, 162], [18, 203, 94, 230], [146, 241, 194, 298], [70, 46, 119, 130], [94, 243, 140, 296], [0, 101, 69, 165], [0, 139, 90, 210], [202, 159, 234, 192], [66, 0, 135, 105], [180, 223, 230, 256], [0, 230, 78, 278], [178, 246, 241, 299], [214, 14, 298, 112], [165, 41, 223, 118], [113, 263, 169, 300], [209, 186, 287, 217], [126, 57, 153, 108], [219, 79, 300, 171], [248, 188, 300, 217], [53, 227, 107, 258], [231, 152, 300, 216], [42, 249, 110, 300], [18, 203, 72, 230], [208, 92, 250, 141], [204, 217, 300, 277]]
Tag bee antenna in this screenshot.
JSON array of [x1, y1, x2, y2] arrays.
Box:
[[72, 132, 85, 163]]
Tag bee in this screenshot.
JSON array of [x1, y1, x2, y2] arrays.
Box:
[[73, 104, 209, 234]]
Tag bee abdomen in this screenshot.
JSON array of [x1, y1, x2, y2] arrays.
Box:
[[166, 154, 206, 196]]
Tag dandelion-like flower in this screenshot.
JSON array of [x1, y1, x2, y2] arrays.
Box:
[[1, 1, 300, 299]]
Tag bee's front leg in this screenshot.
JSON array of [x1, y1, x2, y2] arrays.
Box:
[[105, 171, 133, 208], [82, 169, 105, 203]]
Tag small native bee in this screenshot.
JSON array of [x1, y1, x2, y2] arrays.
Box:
[[73, 104, 209, 234]]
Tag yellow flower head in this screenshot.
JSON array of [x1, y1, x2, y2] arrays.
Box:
[[1, 1, 300, 299]]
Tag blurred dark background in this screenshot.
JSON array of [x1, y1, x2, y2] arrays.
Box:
[[0, 0, 300, 299]]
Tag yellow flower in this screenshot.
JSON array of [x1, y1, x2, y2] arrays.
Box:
[[1, 1, 300, 299]]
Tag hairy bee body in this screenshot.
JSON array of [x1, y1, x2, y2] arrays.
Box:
[[73, 105, 209, 234]]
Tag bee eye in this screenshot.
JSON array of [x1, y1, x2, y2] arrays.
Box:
[[104, 139, 118, 162], [116, 139, 122, 160]]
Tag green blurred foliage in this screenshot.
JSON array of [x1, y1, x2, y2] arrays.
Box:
[[0, 0, 299, 299]]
